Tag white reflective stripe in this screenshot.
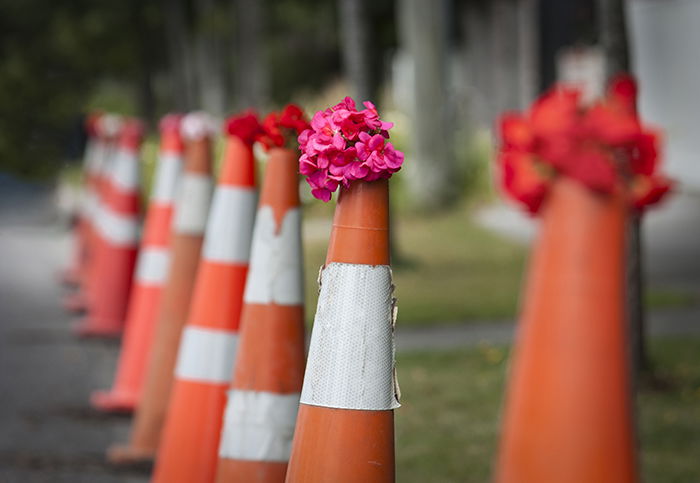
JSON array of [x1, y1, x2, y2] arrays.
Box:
[[202, 186, 257, 264], [174, 173, 213, 235], [151, 152, 183, 203], [135, 247, 170, 284], [96, 205, 140, 246], [300, 263, 400, 411], [111, 149, 140, 192], [218, 390, 300, 462], [243, 206, 303, 305], [175, 326, 238, 384], [81, 190, 98, 218]]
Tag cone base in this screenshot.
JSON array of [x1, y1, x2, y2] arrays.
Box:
[[107, 443, 156, 466], [91, 389, 137, 413], [73, 319, 123, 339], [216, 459, 287, 483]]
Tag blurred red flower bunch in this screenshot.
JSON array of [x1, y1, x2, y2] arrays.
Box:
[[224, 111, 263, 146], [496, 75, 672, 214], [298, 97, 404, 202], [257, 104, 310, 150]]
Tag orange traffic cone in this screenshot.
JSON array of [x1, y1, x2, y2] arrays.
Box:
[[494, 177, 637, 482], [108, 111, 215, 464], [91, 114, 185, 412], [286, 178, 400, 483], [63, 113, 123, 313], [60, 112, 102, 286], [74, 118, 143, 337], [214, 147, 306, 483], [152, 128, 258, 483]]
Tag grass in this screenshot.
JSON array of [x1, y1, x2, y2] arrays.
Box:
[[302, 201, 698, 327], [394, 337, 700, 483]]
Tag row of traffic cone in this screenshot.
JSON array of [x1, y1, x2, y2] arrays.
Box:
[[60, 104, 639, 483]]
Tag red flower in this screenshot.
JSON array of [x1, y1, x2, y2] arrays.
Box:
[[257, 104, 310, 150], [628, 129, 660, 176], [529, 88, 580, 139], [499, 151, 549, 215], [500, 114, 534, 151], [608, 74, 638, 114], [631, 175, 673, 211], [565, 147, 618, 193], [225, 111, 263, 146], [494, 75, 672, 214]]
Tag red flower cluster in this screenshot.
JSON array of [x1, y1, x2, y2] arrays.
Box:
[[224, 111, 263, 146], [497, 75, 672, 214], [257, 104, 310, 150]]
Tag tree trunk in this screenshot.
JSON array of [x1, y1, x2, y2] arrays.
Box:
[[490, 0, 520, 118], [233, 0, 268, 110], [398, 0, 458, 211], [193, 0, 228, 117], [516, 0, 540, 109], [131, 1, 156, 126], [163, 0, 197, 111], [597, 0, 650, 384], [338, 0, 374, 104], [462, 1, 491, 130]]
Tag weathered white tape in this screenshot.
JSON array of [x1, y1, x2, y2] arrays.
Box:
[[300, 263, 400, 411], [110, 149, 140, 193], [202, 186, 257, 264], [82, 139, 98, 174], [135, 247, 170, 285], [243, 206, 303, 305], [150, 153, 183, 204], [218, 390, 300, 462], [173, 173, 213, 235], [175, 326, 238, 384], [181, 111, 217, 140], [95, 205, 140, 246], [81, 190, 98, 218]]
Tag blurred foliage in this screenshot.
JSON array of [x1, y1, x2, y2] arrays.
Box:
[[0, 0, 165, 178], [396, 336, 700, 482], [1, 0, 397, 180]]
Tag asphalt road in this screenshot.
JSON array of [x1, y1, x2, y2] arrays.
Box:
[[0, 176, 148, 482]]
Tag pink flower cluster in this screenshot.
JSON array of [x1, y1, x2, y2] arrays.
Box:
[[299, 97, 404, 201]]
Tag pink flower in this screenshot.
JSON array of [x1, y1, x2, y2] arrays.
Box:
[[298, 97, 404, 201]]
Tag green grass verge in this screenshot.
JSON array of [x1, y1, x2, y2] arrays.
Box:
[[395, 337, 700, 483], [303, 204, 529, 326]]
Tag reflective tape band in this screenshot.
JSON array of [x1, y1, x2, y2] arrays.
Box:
[[81, 190, 98, 218], [175, 326, 238, 384], [135, 247, 170, 285], [96, 205, 140, 246], [218, 390, 300, 462], [300, 263, 400, 411], [202, 186, 257, 264], [243, 206, 303, 305], [151, 153, 183, 203], [110, 149, 140, 193], [174, 173, 213, 235]]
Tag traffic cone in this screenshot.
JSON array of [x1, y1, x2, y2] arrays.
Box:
[[108, 111, 215, 464], [74, 118, 143, 337], [152, 130, 258, 483], [63, 113, 123, 313], [494, 177, 637, 482], [214, 147, 305, 483], [91, 114, 184, 412], [285, 178, 400, 483], [60, 112, 102, 287]]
